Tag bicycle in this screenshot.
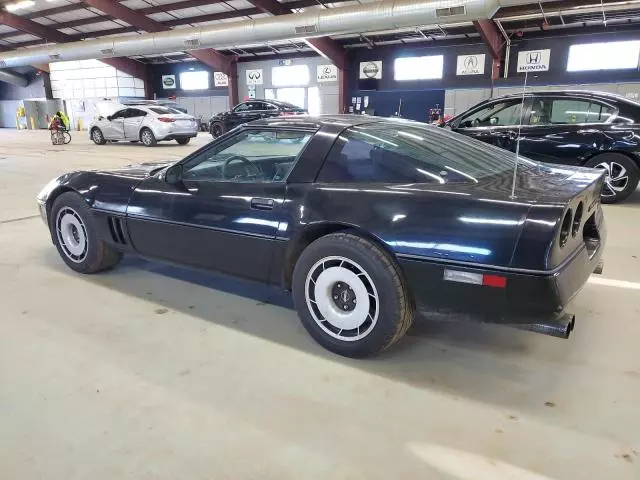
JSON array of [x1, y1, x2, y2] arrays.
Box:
[[50, 128, 71, 145]]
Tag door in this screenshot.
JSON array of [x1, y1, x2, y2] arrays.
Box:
[[126, 127, 315, 282], [123, 108, 147, 140], [230, 102, 262, 128], [103, 108, 126, 140], [453, 98, 530, 152], [514, 96, 617, 164]]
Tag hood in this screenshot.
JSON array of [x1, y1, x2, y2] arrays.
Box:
[[95, 160, 176, 179]]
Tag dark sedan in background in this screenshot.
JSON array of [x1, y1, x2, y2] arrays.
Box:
[[37, 116, 605, 357], [209, 99, 306, 138], [446, 91, 640, 203]]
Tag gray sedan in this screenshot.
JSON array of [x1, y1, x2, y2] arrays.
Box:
[[89, 105, 198, 147]]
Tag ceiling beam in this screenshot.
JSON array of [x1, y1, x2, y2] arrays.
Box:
[[78, 0, 236, 75], [246, 0, 347, 69], [0, 10, 147, 79]]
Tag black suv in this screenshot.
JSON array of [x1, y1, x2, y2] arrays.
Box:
[[446, 91, 640, 203], [209, 99, 306, 138]]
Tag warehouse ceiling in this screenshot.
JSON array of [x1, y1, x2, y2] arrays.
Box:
[[0, 0, 639, 64]]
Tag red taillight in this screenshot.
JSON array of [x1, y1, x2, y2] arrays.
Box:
[[157, 117, 175, 123], [443, 269, 507, 289]]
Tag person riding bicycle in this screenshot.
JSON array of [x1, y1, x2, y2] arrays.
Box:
[[49, 110, 70, 131]]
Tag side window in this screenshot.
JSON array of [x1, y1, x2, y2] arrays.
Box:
[[129, 108, 147, 118], [530, 98, 617, 125], [233, 103, 249, 113], [183, 129, 313, 183], [111, 109, 127, 119], [457, 101, 524, 128], [317, 128, 444, 184], [251, 102, 266, 111], [264, 103, 278, 111]]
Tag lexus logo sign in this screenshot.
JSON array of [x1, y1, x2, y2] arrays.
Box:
[[456, 54, 485, 75], [517, 49, 551, 72], [359, 61, 382, 79], [245, 69, 263, 85], [317, 64, 338, 82]]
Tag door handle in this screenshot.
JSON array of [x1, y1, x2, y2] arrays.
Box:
[[250, 197, 275, 210]]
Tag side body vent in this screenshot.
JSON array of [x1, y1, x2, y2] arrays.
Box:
[[295, 25, 317, 34], [436, 5, 466, 17], [107, 216, 128, 245], [100, 48, 115, 56], [0, 61, 6, 68], [49, 54, 61, 60], [184, 39, 201, 48]]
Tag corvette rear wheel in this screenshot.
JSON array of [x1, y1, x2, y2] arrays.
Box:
[[585, 153, 639, 203], [50, 192, 122, 274], [292, 232, 414, 357]]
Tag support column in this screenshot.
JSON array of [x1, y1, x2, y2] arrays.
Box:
[[338, 68, 347, 114], [228, 62, 239, 107], [41, 71, 53, 99]]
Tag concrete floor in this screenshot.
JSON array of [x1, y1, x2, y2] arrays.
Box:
[[1, 129, 639, 479]]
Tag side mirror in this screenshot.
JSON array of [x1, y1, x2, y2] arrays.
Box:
[[106, 115, 112, 121], [165, 164, 184, 184]]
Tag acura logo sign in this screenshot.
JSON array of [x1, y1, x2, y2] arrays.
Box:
[[464, 56, 477, 69], [456, 54, 485, 75]]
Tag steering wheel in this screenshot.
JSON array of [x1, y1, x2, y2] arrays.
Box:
[[221, 155, 261, 180]]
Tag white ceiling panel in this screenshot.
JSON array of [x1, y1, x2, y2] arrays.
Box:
[[4, 34, 40, 43], [74, 20, 131, 33], [31, 17, 56, 26], [147, 12, 175, 22], [46, 9, 98, 23], [225, 0, 254, 10], [121, 0, 151, 10], [0, 25, 17, 34], [191, 3, 230, 15], [59, 28, 80, 35], [170, 7, 211, 19]]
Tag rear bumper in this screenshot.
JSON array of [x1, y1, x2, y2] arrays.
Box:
[[398, 227, 605, 335]]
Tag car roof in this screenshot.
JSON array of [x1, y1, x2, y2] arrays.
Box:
[[247, 114, 405, 129], [239, 99, 304, 109], [489, 89, 640, 106]]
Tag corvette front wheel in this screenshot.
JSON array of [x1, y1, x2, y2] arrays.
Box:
[[292, 232, 414, 357], [50, 192, 122, 274]]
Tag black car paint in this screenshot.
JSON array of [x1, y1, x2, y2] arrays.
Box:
[[38, 116, 606, 330], [447, 90, 640, 167], [209, 100, 307, 134]]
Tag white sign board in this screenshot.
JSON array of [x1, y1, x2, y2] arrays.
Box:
[[246, 69, 263, 85], [213, 72, 228, 87], [317, 64, 338, 82], [456, 54, 486, 75], [161, 74, 176, 89], [359, 61, 382, 79], [517, 49, 551, 72]]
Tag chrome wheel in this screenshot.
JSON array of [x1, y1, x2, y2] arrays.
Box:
[[141, 129, 154, 145], [305, 256, 379, 342], [211, 123, 223, 137], [595, 161, 629, 198], [55, 207, 88, 263], [92, 129, 103, 144]]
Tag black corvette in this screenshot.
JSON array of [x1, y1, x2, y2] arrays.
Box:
[[37, 116, 606, 357], [445, 90, 640, 203]]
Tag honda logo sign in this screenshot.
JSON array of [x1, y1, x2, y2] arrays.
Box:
[[517, 49, 551, 72]]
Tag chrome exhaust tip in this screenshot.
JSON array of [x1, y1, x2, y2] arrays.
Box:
[[513, 313, 575, 339], [593, 260, 604, 275]]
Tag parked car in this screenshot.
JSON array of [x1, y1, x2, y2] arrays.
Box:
[[89, 105, 198, 147], [209, 99, 306, 138], [38, 115, 605, 357], [445, 90, 640, 203]]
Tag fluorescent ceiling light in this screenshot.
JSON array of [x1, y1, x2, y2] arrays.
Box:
[[5, 0, 35, 11]]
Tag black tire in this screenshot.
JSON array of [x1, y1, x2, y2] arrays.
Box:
[[292, 232, 414, 358], [140, 128, 157, 147], [91, 127, 106, 145], [50, 192, 122, 274], [176, 138, 191, 145], [584, 153, 640, 204], [210, 121, 225, 138]]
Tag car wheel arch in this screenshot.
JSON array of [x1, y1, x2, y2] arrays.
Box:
[[283, 222, 399, 290], [583, 150, 640, 169]]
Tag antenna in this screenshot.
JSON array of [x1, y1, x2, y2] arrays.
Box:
[[510, 71, 528, 199]]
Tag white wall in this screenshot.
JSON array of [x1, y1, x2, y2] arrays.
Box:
[[237, 57, 340, 114], [175, 95, 229, 121]]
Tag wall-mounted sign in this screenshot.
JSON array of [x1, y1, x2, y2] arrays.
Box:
[[279, 59, 293, 66], [246, 69, 263, 85], [517, 49, 551, 72], [317, 64, 338, 82], [359, 61, 382, 79], [456, 54, 486, 75], [162, 74, 176, 89], [213, 72, 228, 87]]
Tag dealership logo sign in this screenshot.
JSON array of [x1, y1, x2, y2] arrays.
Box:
[[317, 64, 338, 82], [456, 54, 485, 75], [517, 49, 551, 72], [213, 72, 228, 87], [162, 74, 176, 89], [359, 61, 382, 79], [246, 69, 263, 85]]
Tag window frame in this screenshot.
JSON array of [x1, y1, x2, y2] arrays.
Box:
[[454, 98, 532, 130], [232, 103, 250, 113], [179, 126, 317, 184], [525, 95, 620, 127]]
